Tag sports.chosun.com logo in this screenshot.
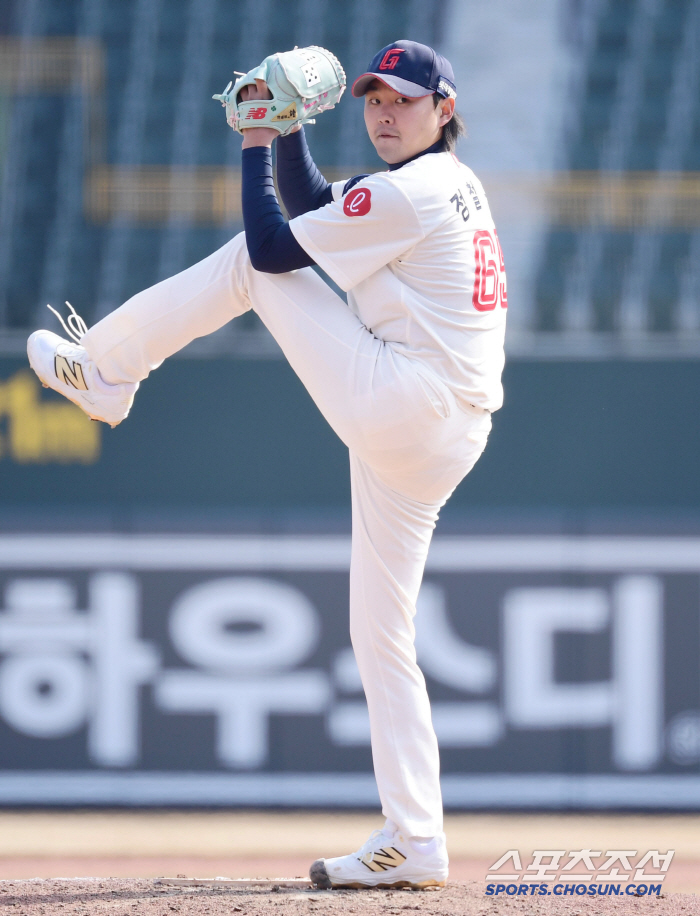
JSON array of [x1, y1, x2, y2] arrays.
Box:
[[485, 849, 673, 897], [487, 882, 662, 898]]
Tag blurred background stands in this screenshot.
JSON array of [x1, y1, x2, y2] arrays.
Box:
[[534, 0, 700, 349], [0, 0, 698, 355], [0, 0, 445, 353]]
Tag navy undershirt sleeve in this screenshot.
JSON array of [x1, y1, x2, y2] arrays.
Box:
[[241, 145, 316, 274], [276, 128, 333, 217]]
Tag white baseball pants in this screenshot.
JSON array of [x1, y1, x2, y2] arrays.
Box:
[[83, 233, 491, 838]]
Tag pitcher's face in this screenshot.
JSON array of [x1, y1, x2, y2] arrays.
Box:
[[363, 80, 454, 164]]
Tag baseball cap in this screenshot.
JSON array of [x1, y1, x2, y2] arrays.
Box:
[[351, 39, 457, 100]]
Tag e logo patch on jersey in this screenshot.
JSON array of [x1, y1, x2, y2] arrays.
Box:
[[343, 187, 372, 217]]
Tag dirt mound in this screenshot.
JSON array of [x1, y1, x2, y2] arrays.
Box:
[[0, 878, 693, 915]]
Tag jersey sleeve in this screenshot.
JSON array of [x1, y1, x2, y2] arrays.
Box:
[[329, 174, 370, 202], [288, 174, 424, 291], [330, 181, 347, 202]]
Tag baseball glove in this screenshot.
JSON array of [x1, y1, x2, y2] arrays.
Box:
[[213, 46, 346, 137]]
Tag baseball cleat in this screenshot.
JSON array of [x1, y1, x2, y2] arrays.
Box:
[[27, 303, 138, 428], [309, 824, 448, 890]]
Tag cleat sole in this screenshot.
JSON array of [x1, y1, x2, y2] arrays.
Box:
[[309, 858, 445, 891]]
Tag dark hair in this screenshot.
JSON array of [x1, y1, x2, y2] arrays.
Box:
[[433, 93, 466, 152]]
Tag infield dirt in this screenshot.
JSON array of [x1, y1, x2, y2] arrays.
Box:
[[0, 813, 698, 912], [0, 878, 695, 916]]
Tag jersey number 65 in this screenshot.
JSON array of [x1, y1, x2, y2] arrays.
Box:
[[472, 230, 508, 312]]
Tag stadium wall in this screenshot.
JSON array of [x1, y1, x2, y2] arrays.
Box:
[[1, 358, 700, 807], [0, 357, 698, 516]]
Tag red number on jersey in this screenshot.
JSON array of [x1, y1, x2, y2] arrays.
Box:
[[472, 229, 507, 311], [496, 230, 508, 308]]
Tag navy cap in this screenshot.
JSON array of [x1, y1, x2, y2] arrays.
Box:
[[351, 39, 457, 100]]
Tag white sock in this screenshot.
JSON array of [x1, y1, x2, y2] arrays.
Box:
[[409, 835, 439, 856], [382, 818, 399, 837], [95, 364, 126, 389]]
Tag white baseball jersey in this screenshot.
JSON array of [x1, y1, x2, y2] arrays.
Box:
[[289, 150, 507, 412]]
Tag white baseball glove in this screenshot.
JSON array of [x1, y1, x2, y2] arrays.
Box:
[[213, 46, 346, 137]]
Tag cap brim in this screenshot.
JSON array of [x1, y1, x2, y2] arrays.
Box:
[[351, 73, 433, 98]]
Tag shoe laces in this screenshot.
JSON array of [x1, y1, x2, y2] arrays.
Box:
[[355, 829, 392, 863], [46, 301, 88, 344]]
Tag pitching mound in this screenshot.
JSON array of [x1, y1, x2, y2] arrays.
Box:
[[0, 877, 694, 915]]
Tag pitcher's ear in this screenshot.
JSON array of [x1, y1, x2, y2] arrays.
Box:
[[440, 97, 455, 125]]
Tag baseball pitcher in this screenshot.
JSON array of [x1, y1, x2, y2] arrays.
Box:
[[28, 40, 507, 889]]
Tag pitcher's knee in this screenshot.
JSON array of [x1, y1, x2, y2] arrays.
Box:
[[351, 617, 417, 665]]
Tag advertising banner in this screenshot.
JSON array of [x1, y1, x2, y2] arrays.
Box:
[[0, 534, 699, 808]]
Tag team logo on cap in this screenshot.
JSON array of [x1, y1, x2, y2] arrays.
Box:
[[378, 48, 405, 70], [344, 187, 372, 216]]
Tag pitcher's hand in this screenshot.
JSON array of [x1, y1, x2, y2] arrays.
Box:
[[240, 80, 279, 148]]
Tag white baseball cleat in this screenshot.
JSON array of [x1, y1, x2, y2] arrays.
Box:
[[309, 823, 448, 890], [27, 303, 138, 428]]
